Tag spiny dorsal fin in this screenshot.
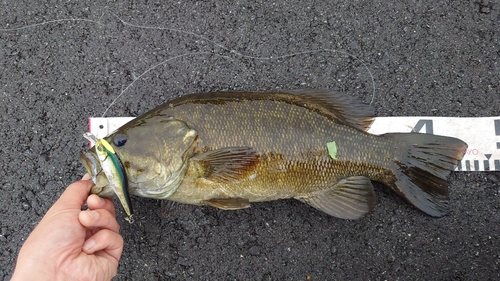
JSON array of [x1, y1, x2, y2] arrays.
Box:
[[297, 176, 377, 219], [190, 147, 259, 183]]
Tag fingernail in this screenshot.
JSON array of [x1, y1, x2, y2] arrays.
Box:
[[89, 194, 106, 207], [97, 196, 105, 206], [87, 210, 99, 220], [82, 174, 91, 180], [83, 238, 96, 252]]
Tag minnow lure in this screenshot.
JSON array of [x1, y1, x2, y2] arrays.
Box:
[[83, 132, 133, 219]]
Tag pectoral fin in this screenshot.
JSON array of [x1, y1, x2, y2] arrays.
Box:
[[297, 176, 377, 219], [204, 198, 250, 210], [191, 147, 259, 183]]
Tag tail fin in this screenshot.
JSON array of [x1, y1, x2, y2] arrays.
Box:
[[382, 133, 467, 217]]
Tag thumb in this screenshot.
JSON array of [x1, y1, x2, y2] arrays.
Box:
[[53, 178, 94, 211]]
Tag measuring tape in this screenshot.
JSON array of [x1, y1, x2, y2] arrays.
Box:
[[88, 116, 500, 172]]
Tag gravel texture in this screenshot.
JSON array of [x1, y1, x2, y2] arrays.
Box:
[[1, 1, 499, 280]]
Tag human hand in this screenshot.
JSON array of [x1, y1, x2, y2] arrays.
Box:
[[11, 175, 123, 281]]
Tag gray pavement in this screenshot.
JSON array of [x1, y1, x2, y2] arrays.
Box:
[[1, 1, 499, 280]]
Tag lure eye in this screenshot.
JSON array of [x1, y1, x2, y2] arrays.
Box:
[[113, 134, 128, 147]]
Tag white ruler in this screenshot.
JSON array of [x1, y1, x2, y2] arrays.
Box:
[[88, 116, 500, 172]]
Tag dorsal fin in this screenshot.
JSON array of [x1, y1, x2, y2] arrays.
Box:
[[284, 89, 375, 131], [165, 89, 375, 132]]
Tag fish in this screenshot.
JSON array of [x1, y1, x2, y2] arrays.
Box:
[[80, 90, 467, 219]]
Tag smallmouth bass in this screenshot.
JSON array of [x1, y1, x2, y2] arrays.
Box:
[[81, 90, 467, 219]]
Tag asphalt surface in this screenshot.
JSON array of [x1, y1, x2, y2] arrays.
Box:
[[1, 1, 499, 280]]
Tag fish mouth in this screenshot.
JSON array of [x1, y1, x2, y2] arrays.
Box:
[[80, 150, 114, 197]]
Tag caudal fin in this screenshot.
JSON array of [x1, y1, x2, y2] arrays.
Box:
[[383, 133, 467, 217]]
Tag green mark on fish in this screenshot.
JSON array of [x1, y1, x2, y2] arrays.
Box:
[[326, 141, 338, 160]]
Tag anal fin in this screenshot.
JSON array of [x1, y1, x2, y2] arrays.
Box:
[[204, 198, 250, 210], [297, 176, 377, 219]]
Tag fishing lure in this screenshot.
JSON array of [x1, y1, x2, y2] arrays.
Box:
[[83, 132, 133, 220]]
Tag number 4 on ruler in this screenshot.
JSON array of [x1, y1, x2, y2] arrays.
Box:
[[413, 119, 433, 134]]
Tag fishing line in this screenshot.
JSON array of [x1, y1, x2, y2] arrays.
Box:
[[0, 12, 377, 123], [0, 18, 105, 31], [5, 12, 497, 175], [99, 51, 231, 119], [112, 13, 376, 104]]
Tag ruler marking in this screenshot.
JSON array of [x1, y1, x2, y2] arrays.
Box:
[[495, 119, 500, 135], [484, 160, 490, 171], [495, 160, 500, 170], [473, 160, 479, 171]]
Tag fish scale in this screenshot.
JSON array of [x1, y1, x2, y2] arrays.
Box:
[[82, 90, 467, 219]]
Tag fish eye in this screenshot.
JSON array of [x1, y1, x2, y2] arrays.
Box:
[[113, 134, 128, 147]]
